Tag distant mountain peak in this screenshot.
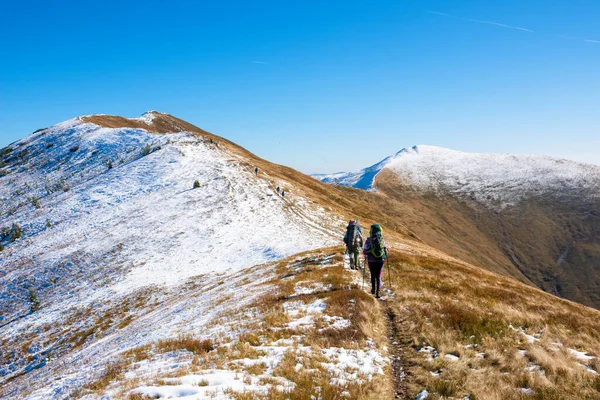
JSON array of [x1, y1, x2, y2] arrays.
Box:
[[314, 145, 600, 208]]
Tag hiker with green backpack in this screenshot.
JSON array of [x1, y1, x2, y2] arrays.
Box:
[[363, 224, 388, 298]]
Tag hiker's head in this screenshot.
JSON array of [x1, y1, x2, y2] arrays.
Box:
[[349, 219, 355, 225], [370, 224, 382, 237]]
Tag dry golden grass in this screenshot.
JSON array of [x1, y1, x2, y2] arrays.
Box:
[[155, 335, 214, 355], [89, 248, 392, 399], [71, 361, 127, 397], [385, 251, 600, 399]]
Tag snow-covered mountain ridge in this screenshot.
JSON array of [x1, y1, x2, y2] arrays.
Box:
[[314, 145, 600, 209], [0, 113, 350, 397]]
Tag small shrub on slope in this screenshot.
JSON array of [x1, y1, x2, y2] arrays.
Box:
[[30, 197, 41, 209], [141, 143, 152, 156], [9, 223, 22, 242], [156, 335, 214, 355], [28, 289, 41, 312]]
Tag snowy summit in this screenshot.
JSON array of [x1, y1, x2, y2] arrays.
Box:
[[314, 145, 600, 208]]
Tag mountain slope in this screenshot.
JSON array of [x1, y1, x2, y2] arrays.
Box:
[[2, 114, 599, 399], [0, 112, 357, 397], [315, 145, 600, 309]]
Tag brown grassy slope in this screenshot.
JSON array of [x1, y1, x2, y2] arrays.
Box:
[[385, 250, 600, 399], [81, 113, 213, 137], [374, 168, 600, 309]]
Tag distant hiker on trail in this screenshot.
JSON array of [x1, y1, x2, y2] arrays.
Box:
[[363, 224, 388, 298], [254, 167, 259, 176], [281, 190, 285, 197], [276, 186, 280, 193], [343, 219, 363, 270]]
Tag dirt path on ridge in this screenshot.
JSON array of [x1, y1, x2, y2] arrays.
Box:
[[382, 297, 413, 399]]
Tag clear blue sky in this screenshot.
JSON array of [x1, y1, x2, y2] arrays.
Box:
[[1, 0, 599, 173]]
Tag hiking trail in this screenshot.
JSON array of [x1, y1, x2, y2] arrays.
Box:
[[382, 295, 413, 399]]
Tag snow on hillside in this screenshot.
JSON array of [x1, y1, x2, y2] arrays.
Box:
[[0, 115, 343, 397], [314, 145, 600, 208]]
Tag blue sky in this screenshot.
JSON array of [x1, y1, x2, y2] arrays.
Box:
[[1, 0, 599, 173]]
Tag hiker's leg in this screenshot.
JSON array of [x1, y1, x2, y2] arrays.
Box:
[[349, 248, 355, 269], [369, 262, 376, 294], [352, 250, 359, 268], [375, 261, 384, 294]]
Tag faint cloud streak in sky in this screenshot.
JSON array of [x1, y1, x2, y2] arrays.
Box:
[[427, 10, 533, 32], [429, 11, 600, 44], [463, 17, 533, 32], [557, 35, 600, 45], [252, 61, 270, 64]]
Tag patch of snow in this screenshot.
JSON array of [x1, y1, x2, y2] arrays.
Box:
[[287, 315, 315, 330], [578, 363, 599, 374], [322, 316, 351, 330], [321, 347, 388, 384], [418, 346, 438, 361], [131, 370, 272, 399], [568, 348, 595, 361], [416, 389, 429, 400], [509, 324, 539, 344], [133, 111, 160, 124], [444, 354, 459, 361], [294, 282, 330, 295]]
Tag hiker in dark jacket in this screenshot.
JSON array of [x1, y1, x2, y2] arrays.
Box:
[[363, 224, 388, 298], [343, 219, 363, 270]]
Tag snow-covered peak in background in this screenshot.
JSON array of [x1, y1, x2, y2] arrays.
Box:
[[314, 145, 600, 208], [312, 147, 413, 190]]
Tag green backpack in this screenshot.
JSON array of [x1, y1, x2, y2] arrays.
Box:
[[369, 224, 386, 259]]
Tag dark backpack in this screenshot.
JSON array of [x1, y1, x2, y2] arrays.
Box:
[[345, 223, 359, 247], [369, 224, 386, 259]]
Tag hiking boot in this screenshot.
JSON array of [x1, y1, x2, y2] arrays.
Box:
[[376, 291, 380, 299], [371, 288, 375, 294]]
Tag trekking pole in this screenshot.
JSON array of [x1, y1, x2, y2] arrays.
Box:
[[386, 256, 392, 291], [362, 256, 367, 291]]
